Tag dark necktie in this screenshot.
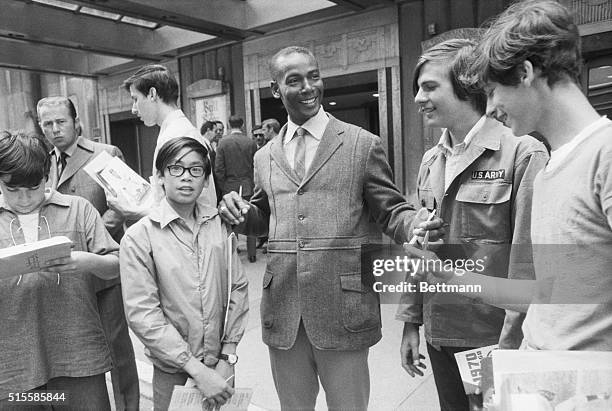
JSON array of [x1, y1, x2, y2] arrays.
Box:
[[294, 127, 306, 180], [58, 152, 69, 178]]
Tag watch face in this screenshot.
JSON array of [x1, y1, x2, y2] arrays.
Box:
[[227, 354, 238, 365]]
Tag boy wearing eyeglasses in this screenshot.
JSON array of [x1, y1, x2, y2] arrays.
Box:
[[0, 131, 120, 410], [119, 137, 248, 411]]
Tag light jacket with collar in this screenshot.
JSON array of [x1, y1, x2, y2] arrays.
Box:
[[241, 114, 415, 350], [120, 199, 249, 372], [396, 117, 550, 349], [0, 191, 118, 398]]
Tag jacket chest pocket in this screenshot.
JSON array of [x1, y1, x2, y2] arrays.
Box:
[[418, 188, 436, 210], [455, 183, 512, 242]]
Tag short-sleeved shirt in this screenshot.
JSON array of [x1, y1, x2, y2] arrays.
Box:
[[0, 191, 119, 399]]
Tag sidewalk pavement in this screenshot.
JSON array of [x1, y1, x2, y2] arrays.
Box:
[[108, 243, 441, 411]]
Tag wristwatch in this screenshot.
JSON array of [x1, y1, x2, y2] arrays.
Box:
[[218, 353, 238, 365]]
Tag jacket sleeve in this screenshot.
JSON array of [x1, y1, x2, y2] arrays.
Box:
[[238, 151, 270, 237], [120, 227, 194, 369], [214, 141, 226, 194], [221, 225, 249, 344], [499, 143, 549, 348], [362, 132, 416, 244], [395, 162, 427, 325]]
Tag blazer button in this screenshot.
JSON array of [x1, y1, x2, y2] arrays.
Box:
[[263, 320, 273, 328], [297, 189, 304, 195], [297, 240, 305, 248], [70, 188, 76, 193], [298, 214, 305, 221]]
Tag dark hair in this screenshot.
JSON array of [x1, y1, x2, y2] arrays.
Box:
[[200, 120, 216, 134], [269, 46, 318, 82], [252, 124, 263, 132], [0, 130, 50, 187], [228, 115, 244, 129], [155, 137, 211, 179], [262, 118, 281, 134], [475, 0, 581, 87], [122, 64, 179, 104], [37, 96, 78, 120], [413, 38, 486, 114]]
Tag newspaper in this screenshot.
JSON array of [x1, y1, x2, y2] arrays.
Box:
[[454, 344, 498, 395], [490, 350, 612, 411], [83, 151, 151, 207], [168, 386, 252, 411], [0, 236, 73, 279]]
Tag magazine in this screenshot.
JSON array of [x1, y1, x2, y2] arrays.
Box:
[[83, 151, 151, 207], [168, 386, 253, 411], [454, 344, 498, 395]]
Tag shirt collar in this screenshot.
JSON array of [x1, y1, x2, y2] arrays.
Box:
[[284, 107, 329, 145], [437, 115, 487, 154], [52, 136, 80, 159], [151, 197, 219, 229]]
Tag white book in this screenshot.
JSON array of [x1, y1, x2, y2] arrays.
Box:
[[0, 236, 73, 279], [83, 151, 151, 207]]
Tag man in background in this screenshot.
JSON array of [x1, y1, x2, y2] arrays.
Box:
[[215, 115, 258, 262], [261, 118, 280, 144], [108, 64, 218, 220]]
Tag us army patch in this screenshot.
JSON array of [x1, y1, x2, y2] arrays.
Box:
[[471, 169, 505, 180]]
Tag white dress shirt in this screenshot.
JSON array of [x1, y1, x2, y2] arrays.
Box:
[[284, 107, 330, 171]]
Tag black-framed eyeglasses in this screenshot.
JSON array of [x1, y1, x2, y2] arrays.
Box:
[[166, 164, 205, 177], [254, 133, 264, 138]]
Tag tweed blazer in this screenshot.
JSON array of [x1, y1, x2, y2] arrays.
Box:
[[243, 115, 415, 350]]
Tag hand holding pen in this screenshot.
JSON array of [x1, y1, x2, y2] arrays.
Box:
[[408, 208, 446, 246]]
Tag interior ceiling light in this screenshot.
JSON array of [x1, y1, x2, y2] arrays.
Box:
[[329, 101, 337, 106], [121, 16, 159, 29], [32, 0, 78, 11], [372, 93, 379, 97], [80, 7, 121, 20]]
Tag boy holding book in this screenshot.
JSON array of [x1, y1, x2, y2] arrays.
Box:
[[120, 137, 248, 411], [0, 131, 120, 410]]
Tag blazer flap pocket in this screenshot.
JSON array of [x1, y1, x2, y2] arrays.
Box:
[[456, 183, 511, 204], [263, 270, 273, 288], [340, 273, 365, 293]]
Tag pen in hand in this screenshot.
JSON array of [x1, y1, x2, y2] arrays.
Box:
[[406, 209, 437, 246]]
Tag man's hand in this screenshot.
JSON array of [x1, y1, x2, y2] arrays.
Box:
[[403, 244, 454, 283], [41, 251, 97, 275], [411, 207, 446, 242], [214, 360, 234, 387], [400, 323, 426, 377], [105, 188, 153, 221], [218, 191, 250, 225]]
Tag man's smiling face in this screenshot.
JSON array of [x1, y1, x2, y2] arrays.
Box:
[[271, 52, 324, 125]]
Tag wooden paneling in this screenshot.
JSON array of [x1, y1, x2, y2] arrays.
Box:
[[178, 43, 246, 127]]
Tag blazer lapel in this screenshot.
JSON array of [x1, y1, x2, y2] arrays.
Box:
[[300, 117, 342, 187], [58, 137, 94, 187], [269, 125, 302, 186]]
